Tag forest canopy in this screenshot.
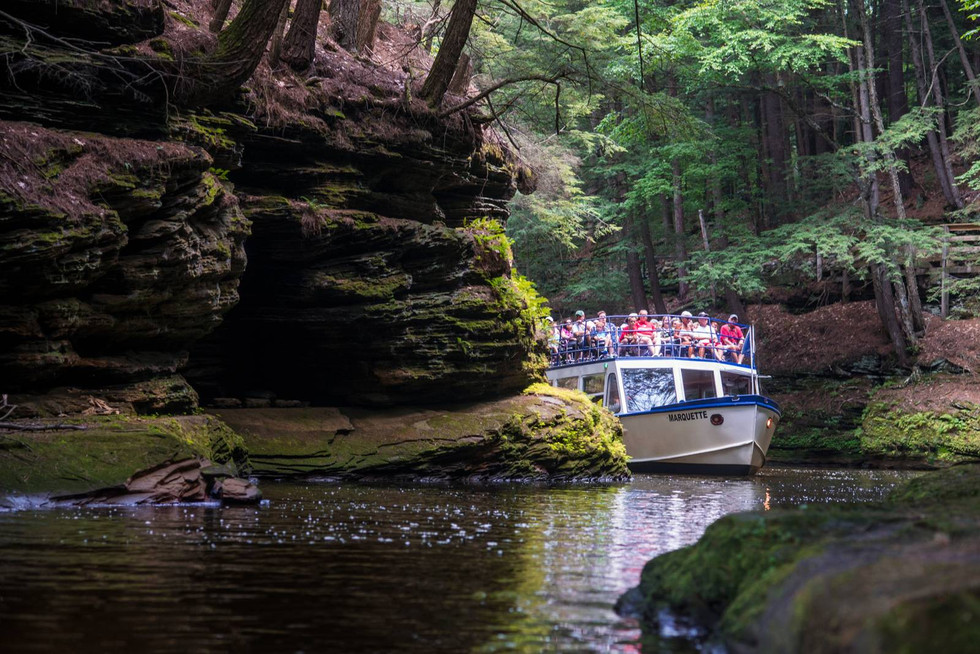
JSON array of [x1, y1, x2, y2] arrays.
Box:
[[380, 0, 979, 364]]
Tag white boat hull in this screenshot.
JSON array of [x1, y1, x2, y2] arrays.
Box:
[[621, 398, 779, 475]]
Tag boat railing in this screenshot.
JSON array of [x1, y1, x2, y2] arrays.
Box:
[[547, 314, 754, 369]]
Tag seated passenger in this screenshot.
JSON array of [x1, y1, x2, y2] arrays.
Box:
[[677, 311, 696, 357], [720, 314, 745, 364], [619, 313, 640, 356], [560, 318, 575, 362], [635, 313, 659, 356], [571, 310, 588, 361], [693, 312, 720, 359], [592, 311, 614, 358], [546, 316, 560, 364]]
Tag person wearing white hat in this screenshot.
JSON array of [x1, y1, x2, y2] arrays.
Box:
[[677, 311, 696, 357]]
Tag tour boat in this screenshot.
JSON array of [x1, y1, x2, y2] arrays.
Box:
[[545, 314, 780, 475]]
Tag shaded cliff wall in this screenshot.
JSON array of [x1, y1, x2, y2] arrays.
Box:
[[0, 1, 545, 414]]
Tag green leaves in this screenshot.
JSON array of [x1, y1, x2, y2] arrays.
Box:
[[684, 210, 944, 296]]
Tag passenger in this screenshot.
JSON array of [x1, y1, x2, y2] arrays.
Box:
[[571, 310, 588, 361], [546, 316, 560, 364], [635, 310, 657, 356], [592, 311, 614, 358], [677, 311, 696, 357], [720, 314, 745, 364], [619, 313, 640, 356], [560, 317, 575, 362], [693, 311, 719, 359]]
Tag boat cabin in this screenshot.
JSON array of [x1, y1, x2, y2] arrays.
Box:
[[549, 358, 759, 416]]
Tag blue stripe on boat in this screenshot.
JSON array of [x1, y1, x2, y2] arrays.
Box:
[[618, 394, 781, 418]]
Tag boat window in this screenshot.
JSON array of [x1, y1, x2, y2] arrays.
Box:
[[583, 374, 604, 395], [555, 376, 578, 390], [605, 374, 620, 413], [681, 369, 717, 400], [622, 369, 676, 413], [721, 372, 752, 397]]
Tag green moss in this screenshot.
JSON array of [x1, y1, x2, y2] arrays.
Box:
[[637, 507, 883, 632], [167, 10, 198, 27], [200, 171, 222, 206], [860, 401, 980, 464], [876, 589, 980, 653], [172, 113, 238, 152], [147, 38, 174, 61], [312, 272, 410, 301], [0, 414, 250, 495]]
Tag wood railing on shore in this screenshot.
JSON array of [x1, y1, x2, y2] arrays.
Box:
[[916, 223, 980, 317]]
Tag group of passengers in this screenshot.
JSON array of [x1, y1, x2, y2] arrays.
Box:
[[546, 310, 746, 365]]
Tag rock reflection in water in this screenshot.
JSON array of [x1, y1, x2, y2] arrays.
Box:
[[0, 467, 917, 653]]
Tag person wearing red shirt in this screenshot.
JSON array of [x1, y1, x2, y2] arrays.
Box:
[[719, 314, 745, 364]]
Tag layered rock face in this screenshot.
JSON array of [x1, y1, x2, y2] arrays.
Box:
[[0, 122, 247, 413], [187, 118, 542, 405], [0, 1, 545, 412]]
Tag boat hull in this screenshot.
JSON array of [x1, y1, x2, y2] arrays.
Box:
[[621, 397, 779, 475]]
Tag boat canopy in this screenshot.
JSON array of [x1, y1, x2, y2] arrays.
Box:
[[547, 313, 756, 370]]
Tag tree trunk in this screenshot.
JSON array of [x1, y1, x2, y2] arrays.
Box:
[[672, 159, 689, 300], [423, 0, 442, 54], [626, 247, 648, 312], [859, 0, 908, 222], [267, 0, 291, 68], [282, 0, 323, 70], [330, 0, 361, 51], [917, 0, 965, 209], [871, 263, 911, 366], [938, 0, 980, 107], [667, 71, 689, 300], [180, 0, 290, 106], [903, 0, 962, 207], [717, 234, 747, 319], [638, 217, 668, 313], [355, 0, 381, 53], [420, 0, 477, 107], [447, 52, 472, 95], [210, 0, 234, 33], [882, 0, 915, 197], [762, 77, 788, 225]]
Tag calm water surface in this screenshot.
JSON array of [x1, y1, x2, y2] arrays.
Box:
[[0, 466, 917, 653]]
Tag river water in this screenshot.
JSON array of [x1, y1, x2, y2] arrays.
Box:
[[0, 466, 917, 653]]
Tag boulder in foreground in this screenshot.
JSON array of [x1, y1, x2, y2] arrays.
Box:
[[618, 464, 980, 652]]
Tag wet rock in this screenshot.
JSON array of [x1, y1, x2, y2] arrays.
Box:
[[620, 464, 980, 652], [48, 457, 261, 506], [211, 477, 262, 505], [213, 384, 630, 483]]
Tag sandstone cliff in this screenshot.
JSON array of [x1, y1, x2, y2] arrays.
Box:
[[0, 0, 543, 413]]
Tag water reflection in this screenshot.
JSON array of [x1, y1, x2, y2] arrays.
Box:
[[0, 467, 917, 653]]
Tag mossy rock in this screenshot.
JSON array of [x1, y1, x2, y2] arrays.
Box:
[[859, 401, 980, 465], [623, 465, 980, 652], [0, 414, 248, 495], [214, 385, 628, 482]]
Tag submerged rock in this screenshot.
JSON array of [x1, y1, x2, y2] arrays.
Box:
[[49, 457, 261, 506], [619, 464, 980, 652]]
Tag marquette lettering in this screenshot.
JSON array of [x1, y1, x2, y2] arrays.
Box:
[[668, 410, 709, 422]]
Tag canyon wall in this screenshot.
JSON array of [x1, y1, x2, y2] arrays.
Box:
[[0, 0, 545, 414]]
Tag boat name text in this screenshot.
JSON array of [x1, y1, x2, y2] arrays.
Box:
[[668, 410, 709, 422]]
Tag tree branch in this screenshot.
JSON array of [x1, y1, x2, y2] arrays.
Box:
[[438, 73, 569, 117]]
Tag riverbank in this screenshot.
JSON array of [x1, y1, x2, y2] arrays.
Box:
[[756, 302, 980, 469], [618, 463, 980, 652]]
